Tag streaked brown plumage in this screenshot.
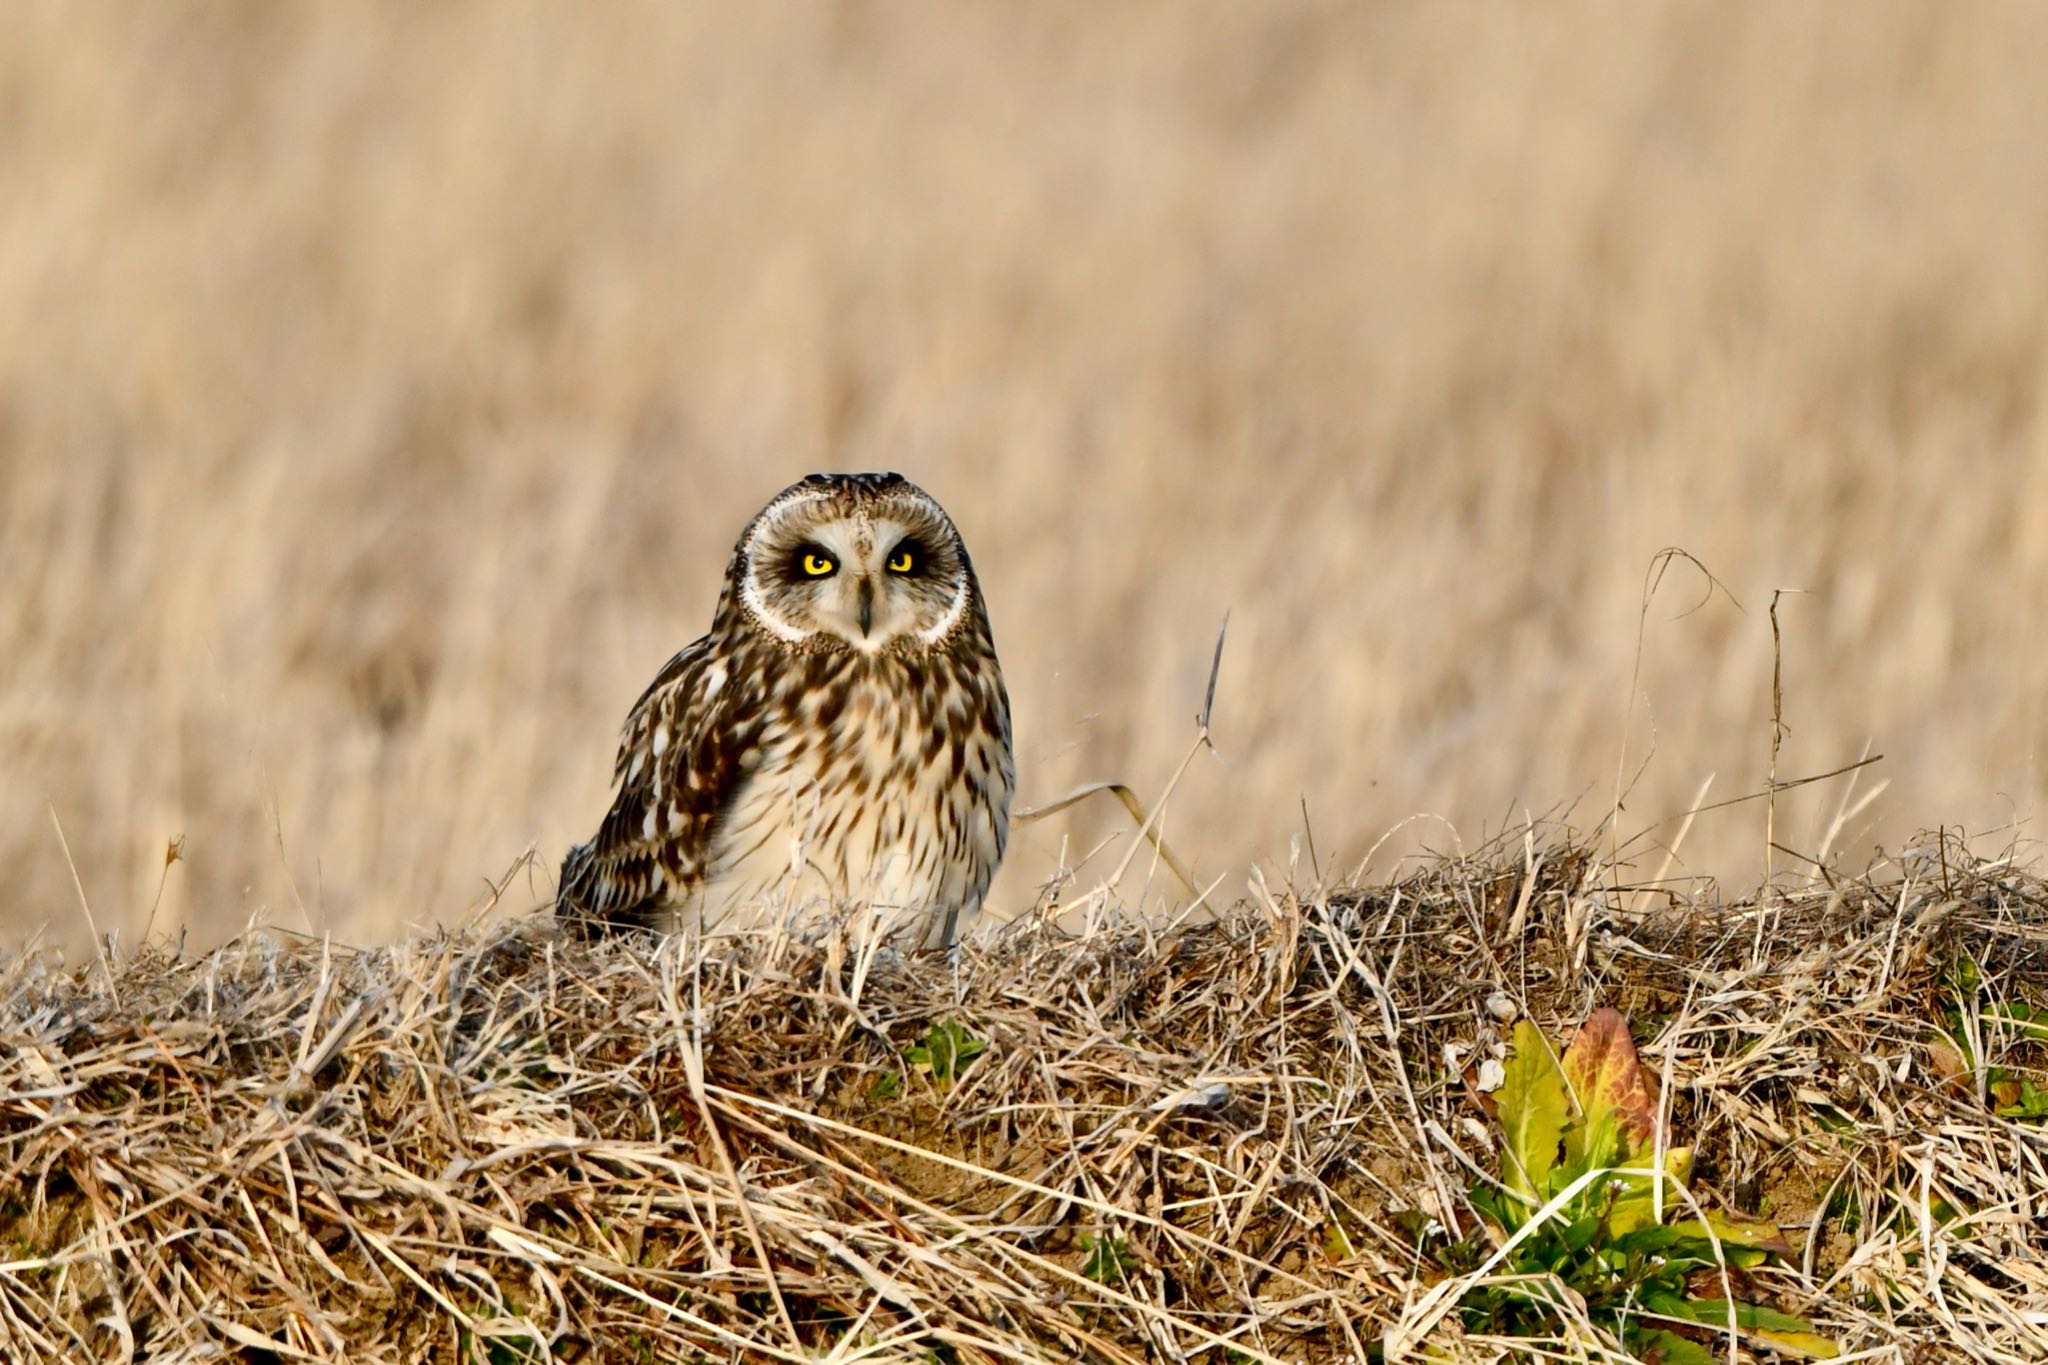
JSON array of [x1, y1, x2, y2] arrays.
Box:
[[558, 472, 1013, 946]]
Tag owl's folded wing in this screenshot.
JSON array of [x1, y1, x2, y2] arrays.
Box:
[[557, 635, 761, 929]]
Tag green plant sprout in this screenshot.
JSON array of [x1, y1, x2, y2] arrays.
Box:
[[1452, 1008, 1840, 1362], [874, 1019, 990, 1098], [1080, 1232, 1136, 1285], [904, 1019, 988, 1085], [1933, 957, 2048, 1119], [458, 1299, 543, 1365]]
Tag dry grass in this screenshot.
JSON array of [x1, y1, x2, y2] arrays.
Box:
[[8, 4, 2048, 952], [11, 11, 2048, 1353], [6, 834, 2048, 1362]]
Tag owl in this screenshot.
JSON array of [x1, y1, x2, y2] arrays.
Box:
[[557, 472, 1014, 948]]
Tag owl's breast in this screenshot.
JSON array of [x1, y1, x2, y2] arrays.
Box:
[[694, 654, 1012, 942]]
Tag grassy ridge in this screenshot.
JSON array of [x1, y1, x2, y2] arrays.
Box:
[[5, 834, 2045, 1361]]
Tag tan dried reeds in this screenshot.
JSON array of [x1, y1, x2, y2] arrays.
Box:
[[5, 829, 2047, 1362]]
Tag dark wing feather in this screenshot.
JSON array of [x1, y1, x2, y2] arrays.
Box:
[[558, 634, 762, 932]]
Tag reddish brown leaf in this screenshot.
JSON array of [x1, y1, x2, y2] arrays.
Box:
[[1925, 1037, 1971, 1096], [1561, 1007, 1659, 1157]]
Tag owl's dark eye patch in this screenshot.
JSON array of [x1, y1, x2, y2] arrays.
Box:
[[792, 543, 838, 578], [885, 540, 924, 576]]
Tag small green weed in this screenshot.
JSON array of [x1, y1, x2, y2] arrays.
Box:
[[458, 1299, 543, 1365], [1081, 1232, 1136, 1284], [907, 1019, 987, 1083], [1446, 1009, 1839, 1362], [874, 1019, 990, 1096], [1933, 957, 2048, 1118]]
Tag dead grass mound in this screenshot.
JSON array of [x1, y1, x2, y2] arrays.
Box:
[[5, 833, 2048, 1362]]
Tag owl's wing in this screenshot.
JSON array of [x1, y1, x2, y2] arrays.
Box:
[[558, 635, 761, 930]]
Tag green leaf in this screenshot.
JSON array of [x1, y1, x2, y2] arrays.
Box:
[[1989, 1001, 2048, 1039], [1998, 1077, 2048, 1118], [1745, 1325, 1845, 1359], [1613, 1224, 1686, 1256], [1628, 1327, 1719, 1365], [1080, 1233, 1135, 1284], [1561, 1213, 1601, 1254], [1626, 1208, 1785, 1265], [1499, 1020, 1568, 1209], [1572, 1110, 1627, 1172], [1606, 1145, 1693, 1237], [1321, 1217, 1355, 1262], [1695, 1208, 1795, 1258], [904, 1020, 988, 1085], [1639, 1292, 1840, 1359]]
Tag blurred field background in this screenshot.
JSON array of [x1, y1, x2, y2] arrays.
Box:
[[5, 2, 2047, 954]]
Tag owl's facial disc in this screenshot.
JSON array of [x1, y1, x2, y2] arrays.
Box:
[[743, 502, 969, 651]]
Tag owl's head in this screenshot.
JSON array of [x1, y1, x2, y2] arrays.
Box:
[[731, 473, 982, 653]]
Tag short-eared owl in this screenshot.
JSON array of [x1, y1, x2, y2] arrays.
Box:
[[558, 472, 1013, 947]]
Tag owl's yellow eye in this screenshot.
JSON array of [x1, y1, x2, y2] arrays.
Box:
[[800, 551, 836, 577], [886, 547, 916, 574]]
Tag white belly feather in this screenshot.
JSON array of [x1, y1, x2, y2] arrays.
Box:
[[659, 669, 1008, 946]]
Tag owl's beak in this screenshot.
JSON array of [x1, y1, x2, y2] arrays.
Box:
[[857, 578, 874, 636]]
